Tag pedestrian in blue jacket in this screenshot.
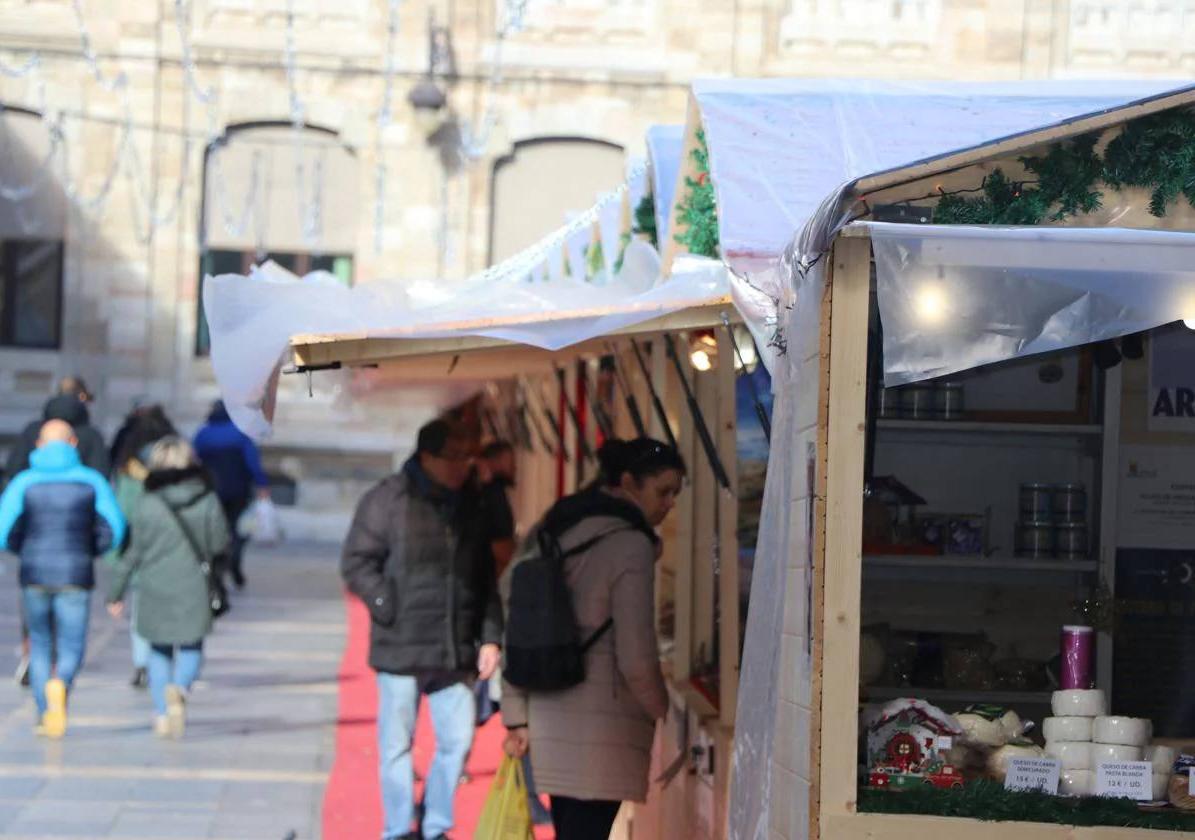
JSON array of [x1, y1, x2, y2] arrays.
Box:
[[0, 419, 126, 737], [193, 400, 269, 589]]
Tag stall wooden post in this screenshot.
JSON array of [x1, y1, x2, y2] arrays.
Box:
[[816, 235, 871, 833], [716, 321, 740, 728], [1096, 363, 1122, 697]]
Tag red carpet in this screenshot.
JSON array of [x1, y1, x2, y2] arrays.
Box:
[[324, 592, 554, 839]]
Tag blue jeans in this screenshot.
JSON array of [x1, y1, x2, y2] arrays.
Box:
[[21, 587, 90, 715], [148, 642, 204, 716], [376, 674, 474, 840], [129, 593, 150, 669]]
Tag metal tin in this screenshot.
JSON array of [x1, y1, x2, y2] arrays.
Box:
[[1019, 483, 1053, 520], [875, 385, 902, 419], [1015, 519, 1056, 558], [1052, 483, 1087, 523], [1055, 523, 1089, 560], [934, 382, 965, 420], [900, 384, 935, 420]]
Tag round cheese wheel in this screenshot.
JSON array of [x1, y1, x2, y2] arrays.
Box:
[[987, 743, 1045, 781], [1052, 689, 1107, 717], [1045, 740, 1092, 770], [1091, 742, 1144, 763], [1145, 744, 1178, 774], [1043, 716, 1093, 743], [956, 713, 1007, 748], [1092, 716, 1152, 747], [1153, 773, 1171, 802], [1060, 769, 1094, 797]]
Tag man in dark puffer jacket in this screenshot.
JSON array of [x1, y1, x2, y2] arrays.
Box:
[[0, 420, 126, 738], [4, 376, 109, 483], [341, 419, 502, 840]]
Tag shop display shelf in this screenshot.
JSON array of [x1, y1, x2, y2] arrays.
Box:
[[862, 685, 1053, 706], [876, 419, 1103, 436], [864, 554, 1098, 572]]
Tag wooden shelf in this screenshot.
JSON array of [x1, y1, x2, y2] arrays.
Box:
[[863, 685, 1052, 706], [864, 554, 1098, 572], [877, 419, 1102, 436]]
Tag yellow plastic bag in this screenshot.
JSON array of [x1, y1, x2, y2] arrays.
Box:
[[476, 754, 535, 840]]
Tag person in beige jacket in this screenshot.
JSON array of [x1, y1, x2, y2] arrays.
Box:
[[502, 437, 685, 840]]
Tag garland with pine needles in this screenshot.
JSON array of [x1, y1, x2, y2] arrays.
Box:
[[674, 129, 720, 258], [633, 193, 658, 247], [860, 779, 1195, 832], [932, 108, 1195, 225], [585, 239, 604, 280]]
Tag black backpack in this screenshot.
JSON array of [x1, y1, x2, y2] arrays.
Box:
[[503, 525, 628, 692]]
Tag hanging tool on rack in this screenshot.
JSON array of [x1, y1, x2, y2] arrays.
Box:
[[663, 333, 731, 490], [721, 313, 771, 443], [629, 338, 679, 450], [554, 365, 594, 462], [507, 404, 534, 451], [519, 379, 564, 460], [581, 360, 616, 441], [604, 344, 648, 438], [481, 407, 504, 442]]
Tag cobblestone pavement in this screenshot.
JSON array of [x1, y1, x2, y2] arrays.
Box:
[[0, 543, 345, 839]]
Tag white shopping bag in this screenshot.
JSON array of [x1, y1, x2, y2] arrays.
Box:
[[251, 498, 282, 544]]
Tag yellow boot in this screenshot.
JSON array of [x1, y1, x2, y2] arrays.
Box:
[[43, 678, 67, 739]]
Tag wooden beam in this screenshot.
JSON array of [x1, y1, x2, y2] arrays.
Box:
[[854, 87, 1195, 197], [817, 234, 871, 829], [290, 297, 737, 372], [716, 322, 740, 729]]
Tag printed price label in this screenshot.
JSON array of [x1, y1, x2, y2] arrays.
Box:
[[1005, 757, 1061, 794], [1095, 761, 1152, 801]]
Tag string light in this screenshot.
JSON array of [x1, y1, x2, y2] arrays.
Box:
[[0, 51, 40, 80], [460, 0, 530, 159], [373, 0, 402, 254]]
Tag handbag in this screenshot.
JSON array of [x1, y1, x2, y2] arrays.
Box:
[[162, 498, 230, 619]]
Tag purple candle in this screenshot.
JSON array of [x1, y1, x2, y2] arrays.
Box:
[[1061, 625, 1094, 690]]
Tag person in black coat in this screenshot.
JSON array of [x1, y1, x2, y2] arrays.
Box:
[[5, 377, 109, 483]]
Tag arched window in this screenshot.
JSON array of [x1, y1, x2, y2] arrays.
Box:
[[196, 122, 358, 355], [0, 105, 65, 350], [489, 137, 624, 264]]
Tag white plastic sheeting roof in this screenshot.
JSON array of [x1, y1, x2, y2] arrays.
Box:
[[693, 78, 1191, 269]]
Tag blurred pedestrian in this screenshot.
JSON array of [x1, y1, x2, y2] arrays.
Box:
[[502, 438, 683, 840], [107, 402, 177, 689], [193, 400, 269, 589], [107, 436, 230, 738], [0, 420, 125, 738], [5, 377, 110, 687], [341, 419, 503, 840]]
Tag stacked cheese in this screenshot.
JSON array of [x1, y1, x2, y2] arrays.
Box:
[[1044, 690, 1167, 798]]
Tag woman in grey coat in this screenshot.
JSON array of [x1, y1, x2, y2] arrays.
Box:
[[108, 437, 230, 737], [502, 438, 685, 840]]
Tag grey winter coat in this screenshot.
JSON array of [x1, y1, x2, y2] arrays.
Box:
[[340, 458, 503, 676], [108, 468, 230, 645]]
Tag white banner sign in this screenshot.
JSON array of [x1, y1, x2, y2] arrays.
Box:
[[1005, 757, 1061, 794], [1095, 761, 1152, 801], [1118, 445, 1195, 550], [1149, 325, 1195, 432]]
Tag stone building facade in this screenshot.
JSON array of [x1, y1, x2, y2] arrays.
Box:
[[0, 0, 1186, 538]]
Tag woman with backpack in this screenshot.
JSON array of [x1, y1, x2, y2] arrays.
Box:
[[106, 436, 230, 738], [501, 437, 685, 840]]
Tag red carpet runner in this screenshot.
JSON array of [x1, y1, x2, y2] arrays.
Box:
[[324, 593, 554, 839]]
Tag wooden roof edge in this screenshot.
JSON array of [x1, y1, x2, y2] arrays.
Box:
[[290, 294, 735, 348], [854, 85, 1195, 196]]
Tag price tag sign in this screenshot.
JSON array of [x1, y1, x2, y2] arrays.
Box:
[[1005, 757, 1061, 794], [1095, 761, 1152, 801]]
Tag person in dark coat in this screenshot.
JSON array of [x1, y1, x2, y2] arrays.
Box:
[[341, 419, 503, 840], [192, 400, 269, 588], [108, 436, 230, 738], [0, 420, 126, 738], [4, 377, 109, 483]]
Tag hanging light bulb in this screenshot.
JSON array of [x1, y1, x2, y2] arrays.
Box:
[[689, 331, 717, 372], [1184, 318, 1195, 331], [731, 324, 757, 372], [915, 284, 947, 325]]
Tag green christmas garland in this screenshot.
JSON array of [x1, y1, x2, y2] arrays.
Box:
[[860, 779, 1195, 832], [585, 239, 604, 280], [674, 129, 720, 258], [633, 192, 658, 247], [932, 108, 1195, 225]]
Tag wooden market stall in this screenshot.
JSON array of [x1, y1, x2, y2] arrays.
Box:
[[798, 87, 1195, 840]]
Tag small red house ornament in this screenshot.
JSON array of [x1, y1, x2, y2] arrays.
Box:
[[865, 698, 966, 791]]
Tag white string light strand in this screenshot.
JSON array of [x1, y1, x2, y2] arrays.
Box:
[[460, 0, 529, 159], [283, 0, 322, 247], [373, 0, 402, 254]]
